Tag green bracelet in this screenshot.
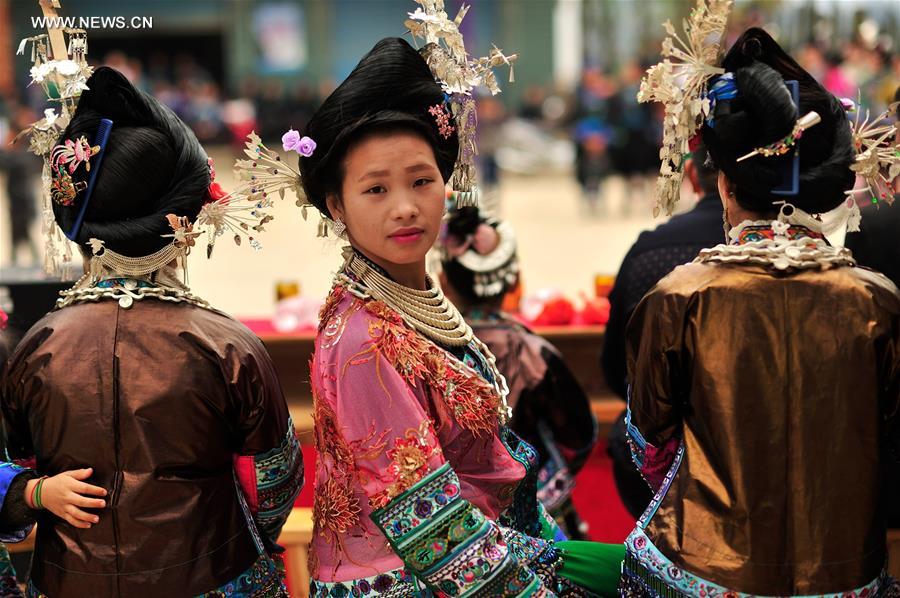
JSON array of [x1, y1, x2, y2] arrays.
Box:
[[34, 477, 46, 510]]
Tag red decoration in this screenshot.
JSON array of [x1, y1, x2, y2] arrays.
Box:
[[531, 296, 576, 326]]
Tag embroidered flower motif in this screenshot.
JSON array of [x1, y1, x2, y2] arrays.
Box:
[[384, 421, 440, 499], [372, 574, 395, 592], [357, 297, 501, 435], [314, 476, 360, 537]]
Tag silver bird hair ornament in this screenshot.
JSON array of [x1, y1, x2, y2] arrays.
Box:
[[405, 0, 517, 208]]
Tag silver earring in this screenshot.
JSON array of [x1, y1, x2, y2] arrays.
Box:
[[332, 218, 347, 238]]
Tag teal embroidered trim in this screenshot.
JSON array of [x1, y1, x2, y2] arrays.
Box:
[[371, 463, 545, 596], [254, 418, 304, 538], [621, 527, 892, 598]]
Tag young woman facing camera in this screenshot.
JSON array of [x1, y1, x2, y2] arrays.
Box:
[[234, 5, 625, 593], [325, 131, 445, 289]]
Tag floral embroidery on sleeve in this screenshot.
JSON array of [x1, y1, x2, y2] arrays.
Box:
[[365, 420, 442, 510]]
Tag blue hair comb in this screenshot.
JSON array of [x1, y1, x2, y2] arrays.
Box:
[[67, 118, 113, 241], [771, 81, 800, 197]]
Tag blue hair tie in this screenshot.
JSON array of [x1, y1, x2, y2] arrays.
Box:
[[705, 73, 737, 128], [67, 118, 113, 241]]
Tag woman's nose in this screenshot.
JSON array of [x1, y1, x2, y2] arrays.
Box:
[[391, 191, 420, 220]]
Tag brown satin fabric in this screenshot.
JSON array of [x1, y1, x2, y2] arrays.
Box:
[[1, 300, 289, 597], [626, 262, 900, 595]]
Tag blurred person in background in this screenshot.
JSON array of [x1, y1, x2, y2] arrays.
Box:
[[475, 94, 506, 196], [601, 142, 722, 520], [574, 118, 612, 216], [440, 204, 597, 541], [573, 68, 616, 215], [1, 101, 40, 266], [608, 61, 659, 214]]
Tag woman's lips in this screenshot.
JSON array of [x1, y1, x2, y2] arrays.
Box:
[[389, 229, 424, 244]]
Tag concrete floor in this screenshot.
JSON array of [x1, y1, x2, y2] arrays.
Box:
[[0, 146, 701, 318]]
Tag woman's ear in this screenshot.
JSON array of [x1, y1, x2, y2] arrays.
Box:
[[325, 193, 343, 222], [717, 171, 734, 208]]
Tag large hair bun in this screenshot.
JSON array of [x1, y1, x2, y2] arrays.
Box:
[[702, 28, 854, 214], [299, 37, 459, 217], [52, 66, 209, 256]]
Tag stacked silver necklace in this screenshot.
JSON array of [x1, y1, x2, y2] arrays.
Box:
[[339, 248, 474, 347], [334, 248, 511, 422]]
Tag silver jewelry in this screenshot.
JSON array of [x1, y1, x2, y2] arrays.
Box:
[[451, 220, 519, 298], [57, 264, 209, 311], [338, 248, 473, 347], [700, 205, 856, 271], [332, 218, 347, 238], [334, 247, 512, 422]]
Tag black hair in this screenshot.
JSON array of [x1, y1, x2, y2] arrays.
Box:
[[299, 37, 459, 218], [441, 207, 516, 306], [692, 142, 719, 195], [52, 66, 209, 256], [702, 28, 854, 214]]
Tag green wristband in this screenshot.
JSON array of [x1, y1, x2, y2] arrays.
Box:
[[34, 477, 45, 510]]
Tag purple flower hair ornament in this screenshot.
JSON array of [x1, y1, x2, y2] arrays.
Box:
[[282, 128, 316, 157]]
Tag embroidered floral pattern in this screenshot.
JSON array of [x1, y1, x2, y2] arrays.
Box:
[[371, 464, 543, 597], [358, 296, 501, 435], [310, 377, 363, 575], [309, 286, 554, 592], [308, 568, 416, 597], [367, 420, 441, 509], [252, 421, 304, 541], [314, 477, 361, 538]]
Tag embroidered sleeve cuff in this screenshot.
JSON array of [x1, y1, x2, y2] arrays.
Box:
[[0, 462, 36, 542], [237, 419, 304, 543], [371, 463, 550, 597]]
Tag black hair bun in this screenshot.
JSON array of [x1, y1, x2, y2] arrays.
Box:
[[299, 37, 459, 218], [52, 66, 209, 256], [702, 28, 854, 214], [446, 206, 484, 242]]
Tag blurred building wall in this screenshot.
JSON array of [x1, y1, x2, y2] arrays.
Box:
[[8, 0, 561, 108]]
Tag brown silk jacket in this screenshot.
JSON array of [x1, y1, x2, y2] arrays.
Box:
[[626, 261, 900, 594], [1, 300, 291, 596]]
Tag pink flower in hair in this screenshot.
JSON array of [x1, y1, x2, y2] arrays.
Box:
[[282, 128, 301, 152], [282, 128, 316, 157], [297, 136, 316, 157]]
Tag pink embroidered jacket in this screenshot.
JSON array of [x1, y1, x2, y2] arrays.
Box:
[[308, 285, 555, 595]]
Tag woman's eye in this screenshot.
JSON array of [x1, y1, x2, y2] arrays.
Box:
[[414, 178, 434, 187], [365, 185, 386, 194]]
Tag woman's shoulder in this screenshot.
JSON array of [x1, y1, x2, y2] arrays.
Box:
[[315, 285, 422, 357]]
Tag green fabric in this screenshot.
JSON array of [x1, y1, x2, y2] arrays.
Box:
[[556, 540, 625, 597]]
